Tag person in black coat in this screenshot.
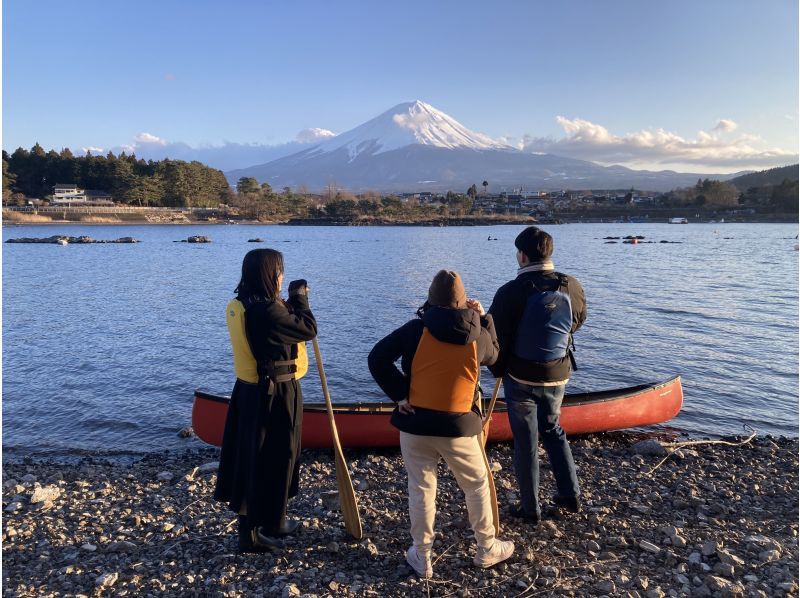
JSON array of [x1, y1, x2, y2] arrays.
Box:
[[488, 226, 586, 523], [214, 248, 317, 553]]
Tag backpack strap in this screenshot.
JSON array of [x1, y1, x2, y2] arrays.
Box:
[[554, 274, 578, 371]]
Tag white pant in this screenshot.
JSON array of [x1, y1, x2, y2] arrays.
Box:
[[399, 431, 495, 553]]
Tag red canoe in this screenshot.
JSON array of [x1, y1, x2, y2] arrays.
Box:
[[192, 376, 683, 448]]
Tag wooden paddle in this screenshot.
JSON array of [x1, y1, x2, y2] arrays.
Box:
[[478, 378, 503, 535], [482, 378, 503, 446], [311, 338, 363, 540]]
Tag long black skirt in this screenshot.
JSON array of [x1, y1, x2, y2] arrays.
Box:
[[214, 378, 303, 532]]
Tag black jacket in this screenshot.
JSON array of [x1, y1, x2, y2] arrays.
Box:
[[488, 270, 586, 383], [368, 306, 499, 437]]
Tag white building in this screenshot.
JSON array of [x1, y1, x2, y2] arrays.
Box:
[[52, 184, 86, 204], [52, 184, 113, 205]]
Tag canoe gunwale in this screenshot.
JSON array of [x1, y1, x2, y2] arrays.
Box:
[[194, 375, 681, 414]]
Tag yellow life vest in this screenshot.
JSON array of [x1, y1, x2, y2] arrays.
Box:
[[226, 298, 308, 383], [408, 328, 479, 413]]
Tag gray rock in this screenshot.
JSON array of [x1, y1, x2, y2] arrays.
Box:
[[106, 541, 137, 553], [631, 440, 668, 456], [95, 572, 118, 588], [354, 479, 369, 491], [639, 540, 661, 554], [758, 549, 781, 562], [156, 471, 174, 482], [30, 484, 61, 504], [596, 580, 616, 593], [717, 549, 744, 567], [705, 575, 743, 596], [21, 474, 36, 484], [660, 525, 679, 537], [586, 540, 601, 552], [701, 540, 719, 557], [282, 583, 300, 597], [177, 426, 195, 438], [197, 461, 219, 473], [645, 588, 665, 598], [671, 534, 687, 548], [713, 562, 734, 577], [80, 543, 97, 552], [4, 501, 23, 512]]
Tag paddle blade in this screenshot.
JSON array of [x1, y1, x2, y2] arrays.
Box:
[[334, 448, 363, 539]]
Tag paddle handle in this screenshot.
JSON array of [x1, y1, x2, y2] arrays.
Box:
[[312, 338, 340, 441], [482, 378, 503, 446]]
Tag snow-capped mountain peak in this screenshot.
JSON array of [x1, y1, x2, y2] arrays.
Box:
[[313, 100, 511, 159]]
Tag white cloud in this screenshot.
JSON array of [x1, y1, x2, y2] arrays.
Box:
[[393, 112, 428, 130], [134, 132, 167, 145], [80, 146, 104, 154], [515, 117, 797, 171], [712, 119, 738, 132], [296, 128, 336, 143]]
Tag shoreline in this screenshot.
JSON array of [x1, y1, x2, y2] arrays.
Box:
[[3, 218, 797, 227], [3, 433, 797, 596]]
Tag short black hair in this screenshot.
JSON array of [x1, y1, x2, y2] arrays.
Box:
[[514, 226, 553, 261]]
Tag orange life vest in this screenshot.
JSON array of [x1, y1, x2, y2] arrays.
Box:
[[408, 328, 479, 413]]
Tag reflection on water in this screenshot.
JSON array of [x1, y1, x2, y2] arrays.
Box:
[[3, 223, 798, 455]]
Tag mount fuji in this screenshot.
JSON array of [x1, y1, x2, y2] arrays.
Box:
[[227, 101, 729, 192]]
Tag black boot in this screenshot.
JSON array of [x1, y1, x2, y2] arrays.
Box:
[[237, 516, 284, 553], [554, 495, 581, 513], [271, 519, 301, 537]]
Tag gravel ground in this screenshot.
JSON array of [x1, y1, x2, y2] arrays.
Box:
[[3, 433, 797, 597]]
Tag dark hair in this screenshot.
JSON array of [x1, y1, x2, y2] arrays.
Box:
[[235, 248, 284, 301], [415, 301, 431, 319], [514, 226, 553, 261]]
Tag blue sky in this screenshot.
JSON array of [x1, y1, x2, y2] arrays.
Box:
[[3, 0, 798, 172]]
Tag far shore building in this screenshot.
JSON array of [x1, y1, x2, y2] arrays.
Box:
[[52, 184, 113, 206]]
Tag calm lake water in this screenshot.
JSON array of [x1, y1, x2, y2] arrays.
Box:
[[3, 223, 798, 455]]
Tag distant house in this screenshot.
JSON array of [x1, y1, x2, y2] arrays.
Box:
[[52, 184, 113, 205], [52, 184, 85, 204]]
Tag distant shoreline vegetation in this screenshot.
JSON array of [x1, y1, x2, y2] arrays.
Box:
[[2, 144, 797, 223]]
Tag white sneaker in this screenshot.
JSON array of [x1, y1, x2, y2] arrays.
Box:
[[405, 545, 433, 579], [473, 540, 515, 568]]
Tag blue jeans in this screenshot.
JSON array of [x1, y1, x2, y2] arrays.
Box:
[[503, 377, 580, 517]]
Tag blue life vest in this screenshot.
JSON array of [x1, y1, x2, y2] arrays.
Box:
[[513, 275, 573, 363]]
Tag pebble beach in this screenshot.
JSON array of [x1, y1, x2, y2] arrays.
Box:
[[3, 433, 797, 597]]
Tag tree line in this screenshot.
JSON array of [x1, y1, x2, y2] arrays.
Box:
[[657, 177, 797, 213], [3, 144, 231, 207], [233, 177, 475, 220]]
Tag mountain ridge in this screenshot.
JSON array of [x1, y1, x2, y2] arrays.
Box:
[[224, 100, 745, 192]]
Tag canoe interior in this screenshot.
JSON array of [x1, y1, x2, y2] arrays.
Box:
[[194, 376, 680, 413]]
